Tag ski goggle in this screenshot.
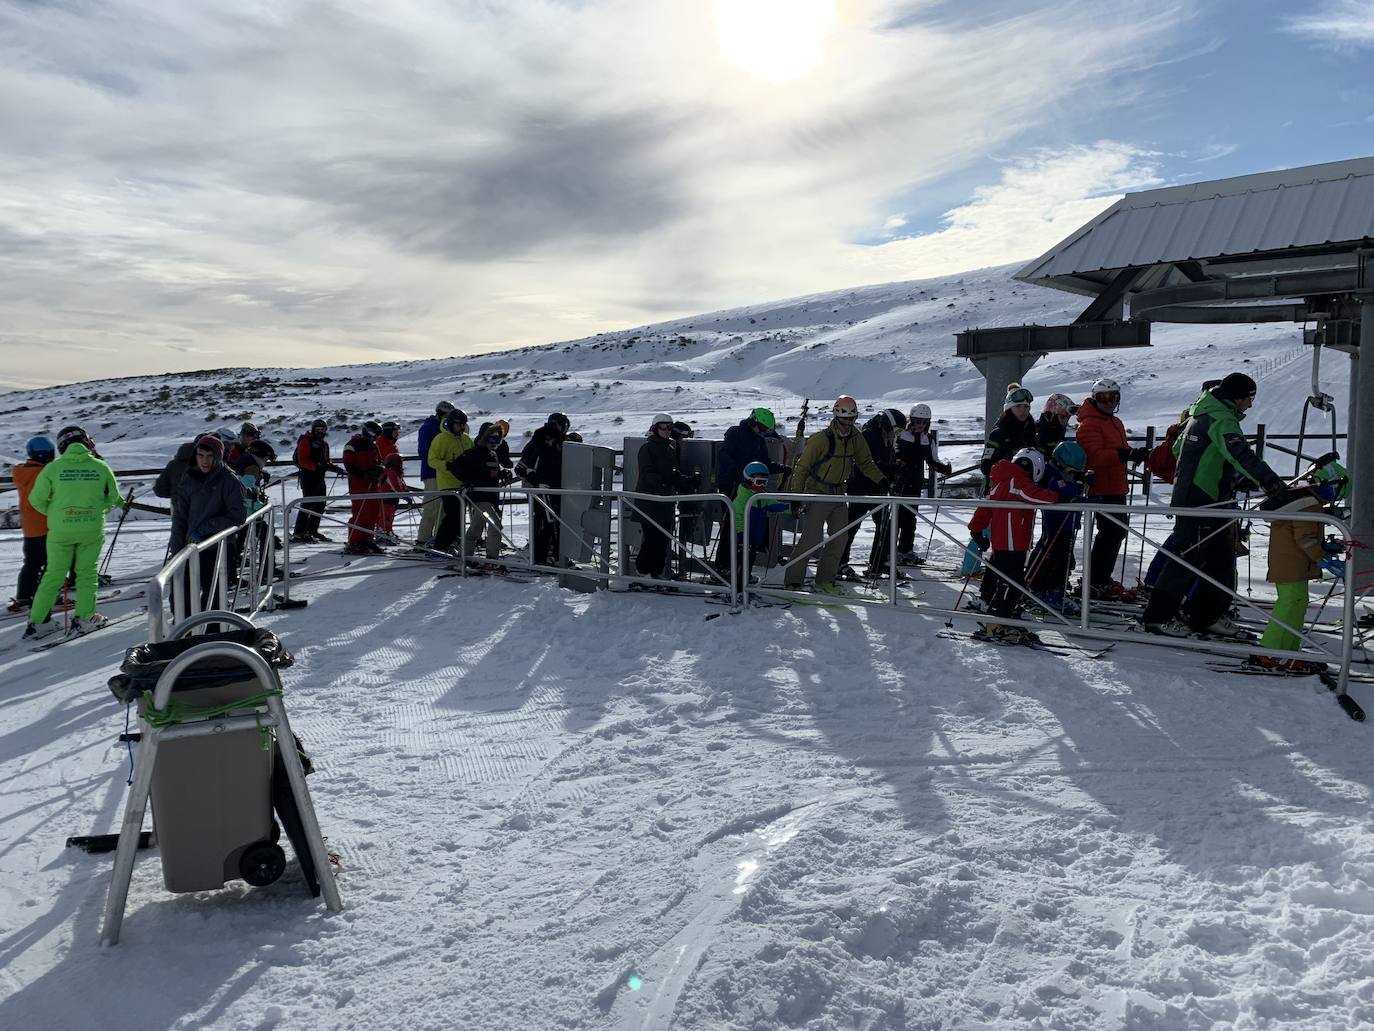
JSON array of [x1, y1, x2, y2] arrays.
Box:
[[834, 411, 858, 422], [1005, 388, 1033, 406], [910, 416, 930, 425], [747, 474, 769, 487], [484, 433, 502, 446], [1093, 391, 1120, 403]]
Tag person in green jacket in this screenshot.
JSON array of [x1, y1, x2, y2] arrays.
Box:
[[23, 426, 126, 640], [427, 408, 474, 554]]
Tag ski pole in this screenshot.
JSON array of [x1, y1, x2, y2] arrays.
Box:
[[947, 573, 975, 628], [100, 487, 137, 579]]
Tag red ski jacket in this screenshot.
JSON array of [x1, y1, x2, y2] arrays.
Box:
[[1075, 398, 1130, 495], [969, 460, 1060, 552], [342, 434, 382, 494]]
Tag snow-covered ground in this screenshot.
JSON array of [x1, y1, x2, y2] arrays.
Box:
[[3, 265, 1371, 1029]]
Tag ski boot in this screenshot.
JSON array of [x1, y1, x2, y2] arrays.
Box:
[[68, 613, 110, 637], [22, 618, 61, 641], [1247, 655, 1327, 675], [7, 597, 32, 614]]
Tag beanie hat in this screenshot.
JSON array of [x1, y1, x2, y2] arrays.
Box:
[[1213, 373, 1257, 402], [1003, 384, 1034, 411], [195, 433, 225, 462]]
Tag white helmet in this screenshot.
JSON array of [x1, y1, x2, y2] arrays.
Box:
[[650, 413, 673, 431], [908, 403, 932, 421], [1012, 447, 1045, 482], [1091, 378, 1121, 396], [832, 395, 859, 419]]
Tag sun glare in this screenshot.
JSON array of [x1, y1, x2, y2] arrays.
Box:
[[714, 0, 835, 82]]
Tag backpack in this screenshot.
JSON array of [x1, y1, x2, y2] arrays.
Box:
[[1147, 422, 1184, 483]]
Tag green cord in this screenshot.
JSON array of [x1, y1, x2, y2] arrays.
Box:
[[143, 688, 284, 750]]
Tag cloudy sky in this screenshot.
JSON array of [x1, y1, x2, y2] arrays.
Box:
[[2, 0, 1371, 388]]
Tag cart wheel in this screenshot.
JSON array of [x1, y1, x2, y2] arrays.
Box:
[[240, 842, 287, 887]]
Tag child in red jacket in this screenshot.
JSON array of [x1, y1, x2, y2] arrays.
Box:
[[968, 448, 1062, 643]]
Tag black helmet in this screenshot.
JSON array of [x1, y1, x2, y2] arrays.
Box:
[[381, 420, 400, 436], [671, 421, 694, 439], [565, 431, 583, 443], [310, 418, 328, 433], [443, 409, 469, 433], [56, 425, 90, 454], [361, 420, 382, 439], [883, 408, 905, 431], [246, 439, 277, 462], [546, 412, 570, 433], [240, 421, 260, 439]]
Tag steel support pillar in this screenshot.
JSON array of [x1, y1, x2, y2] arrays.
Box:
[[972, 352, 1043, 435], [1352, 304, 1374, 593]]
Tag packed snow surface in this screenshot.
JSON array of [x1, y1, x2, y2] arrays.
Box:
[[2, 265, 1370, 1029]]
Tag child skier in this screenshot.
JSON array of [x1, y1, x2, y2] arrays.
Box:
[[9, 436, 56, 613], [967, 448, 1062, 644], [731, 461, 789, 593], [1025, 441, 1089, 612], [23, 426, 126, 640]]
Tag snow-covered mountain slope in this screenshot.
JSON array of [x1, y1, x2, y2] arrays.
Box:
[[0, 263, 1340, 474]]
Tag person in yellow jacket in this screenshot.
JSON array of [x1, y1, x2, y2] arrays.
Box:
[[427, 408, 474, 554], [783, 396, 887, 591], [23, 426, 126, 640]]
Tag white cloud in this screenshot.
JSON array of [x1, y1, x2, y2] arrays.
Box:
[[0, 0, 1189, 386], [1286, 1, 1374, 48]]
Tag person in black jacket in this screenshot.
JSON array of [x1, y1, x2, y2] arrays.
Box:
[[839, 408, 904, 575], [454, 422, 515, 562], [154, 440, 197, 500], [712, 408, 787, 568], [892, 403, 952, 563], [170, 434, 248, 612], [635, 414, 700, 579], [979, 384, 1039, 480], [519, 413, 570, 564]]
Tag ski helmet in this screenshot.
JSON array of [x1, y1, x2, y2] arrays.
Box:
[[1044, 392, 1077, 417], [750, 407, 776, 431], [494, 419, 510, 437], [436, 400, 455, 417], [239, 421, 260, 440], [1012, 447, 1045, 482], [743, 460, 770, 487], [883, 408, 906, 431], [1091, 378, 1121, 412], [650, 413, 674, 433], [361, 420, 382, 439], [908, 403, 932, 422], [1311, 459, 1351, 500], [443, 409, 468, 433], [1003, 384, 1033, 411], [56, 425, 89, 454], [546, 412, 570, 433], [671, 421, 693, 439], [25, 436, 55, 463], [1213, 372, 1257, 402], [1051, 441, 1087, 472], [246, 439, 276, 462], [381, 420, 400, 437], [565, 431, 583, 443], [832, 395, 859, 420], [310, 418, 328, 434]]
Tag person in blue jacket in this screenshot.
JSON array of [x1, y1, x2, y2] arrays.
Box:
[[1024, 441, 1089, 612], [713, 407, 787, 568], [415, 400, 455, 549]]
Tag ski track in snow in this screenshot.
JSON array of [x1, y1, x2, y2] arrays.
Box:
[[2, 264, 1373, 1029]]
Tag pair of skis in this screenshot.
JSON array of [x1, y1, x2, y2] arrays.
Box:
[[936, 628, 1116, 660]]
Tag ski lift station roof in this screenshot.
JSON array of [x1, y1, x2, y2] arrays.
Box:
[[1015, 155, 1374, 300]]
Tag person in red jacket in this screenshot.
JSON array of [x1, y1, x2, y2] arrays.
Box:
[[968, 448, 1061, 643], [375, 420, 405, 541], [291, 419, 346, 542], [1074, 377, 1148, 600], [342, 421, 386, 554]]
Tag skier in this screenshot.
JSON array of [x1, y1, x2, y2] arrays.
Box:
[[712, 408, 787, 569], [892, 404, 952, 565], [966, 447, 1062, 643], [979, 384, 1038, 479], [9, 436, 55, 613], [1075, 378, 1149, 600], [22, 426, 126, 640], [1142, 373, 1284, 638], [518, 413, 571, 565], [169, 434, 248, 614], [342, 421, 386, 554], [429, 408, 474, 556], [224, 421, 261, 469], [730, 461, 789, 593], [1251, 462, 1349, 673], [415, 401, 455, 550], [291, 419, 345, 543], [1024, 441, 1090, 611], [453, 422, 514, 563], [376, 420, 403, 544], [783, 396, 887, 592], [840, 408, 905, 577], [634, 414, 700, 579], [1037, 393, 1078, 451]]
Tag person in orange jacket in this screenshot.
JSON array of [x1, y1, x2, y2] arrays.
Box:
[[1075, 377, 1148, 600], [9, 436, 56, 612], [967, 448, 1063, 643], [375, 420, 405, 540], [342, 421, 386, 554]]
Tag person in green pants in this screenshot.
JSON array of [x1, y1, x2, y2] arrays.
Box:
[[23, 426, 126, 641], [1253, 462, 1349, 673]]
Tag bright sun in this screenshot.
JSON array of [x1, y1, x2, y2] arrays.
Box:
[[714, 0, 836, 82]]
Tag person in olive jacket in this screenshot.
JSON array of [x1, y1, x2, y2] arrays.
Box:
[[635, 414, 699, 579], [171, 434, 248, 611]]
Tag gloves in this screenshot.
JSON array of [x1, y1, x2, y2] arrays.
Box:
[[938, 463, 953, 477], [1129, 447, 1149, 464], [1117, 448, 1132, 462], [515, 462, 530, 480], [329, 464, 346, 475], [968, 532, 987, 553], [1320, 557, 1346, 578], [1323, 537, 1345, 556], [367, 467, 384, 482], [1081, 470, 1096, 487]]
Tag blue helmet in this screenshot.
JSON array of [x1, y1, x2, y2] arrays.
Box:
[[1052, 441, 1087, 472], [26, 435, 56, 463], [743, 461, 770, 485]]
